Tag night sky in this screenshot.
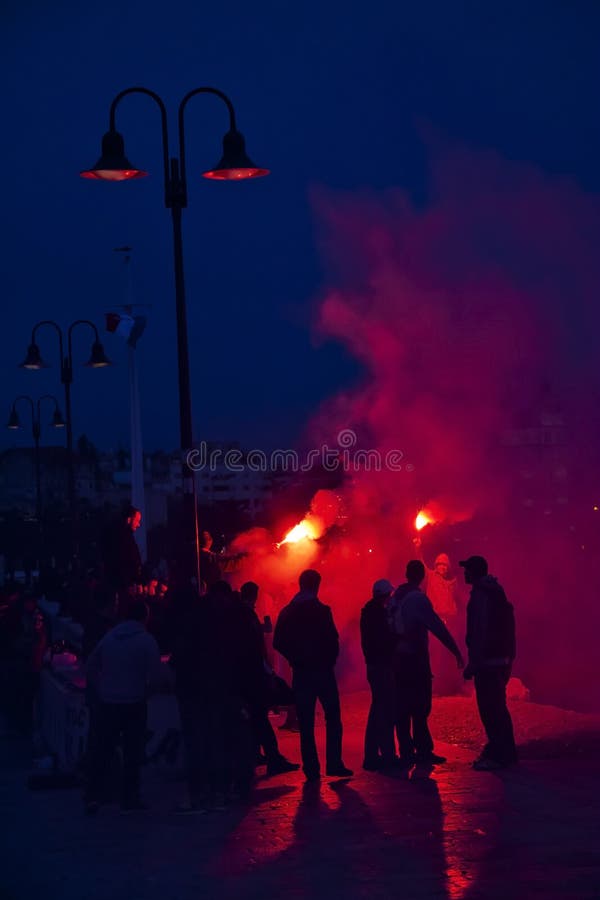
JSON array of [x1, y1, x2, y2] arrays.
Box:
[[3, 0, 600, 454]]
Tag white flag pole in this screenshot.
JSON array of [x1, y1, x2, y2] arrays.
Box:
[[115, 248, 147, 563]]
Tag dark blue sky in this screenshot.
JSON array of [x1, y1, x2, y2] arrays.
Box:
[[3, 0, 599, 453]]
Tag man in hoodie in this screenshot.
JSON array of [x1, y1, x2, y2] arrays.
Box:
[[274, 570, 352, 781], [360, 579, 398, 772], [84, 599, 162, 813], [390, 560, 464, 764], [461, 556, 517, 770]]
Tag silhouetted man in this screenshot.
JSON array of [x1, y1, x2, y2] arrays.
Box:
[[102, 504, 142, 617], [360, 579, 398, 771], [274, 569, 352, 781], [461, 555, 517, 770], [390, 560, 464, 764], [239, 581, 299, 776]]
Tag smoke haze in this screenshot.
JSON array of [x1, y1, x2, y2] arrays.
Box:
[[236, 144, 600, 712]]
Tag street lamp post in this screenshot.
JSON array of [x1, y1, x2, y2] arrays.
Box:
[[7, 395, 65, 520], [81, 86, 268, 587], [20, 320, 111, 557]]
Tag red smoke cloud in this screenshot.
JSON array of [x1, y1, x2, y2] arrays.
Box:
[[238, 145, 600, 711]]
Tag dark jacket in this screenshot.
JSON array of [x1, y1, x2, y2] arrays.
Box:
[[390, 583, 461, 668], [466, 576, 516, 671], [274, 592, 339, 671], [169, 594, 223, 699], [360, 598, 396, 666]]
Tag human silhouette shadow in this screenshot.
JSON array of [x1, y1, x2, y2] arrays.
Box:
[[228, 770, 451, 899]]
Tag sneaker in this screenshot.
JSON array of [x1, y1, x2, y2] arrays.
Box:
[[326, 765, 353, 778], [266, 758, 301, 776], [414, 752, 446, 765]]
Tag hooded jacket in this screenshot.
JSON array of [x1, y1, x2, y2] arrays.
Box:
[[86, 620, 162, 704], [274, 591, 339, 671]]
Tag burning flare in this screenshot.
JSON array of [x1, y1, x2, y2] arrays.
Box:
[[415, 510, 435, 531], [278, 518, 322, 546]]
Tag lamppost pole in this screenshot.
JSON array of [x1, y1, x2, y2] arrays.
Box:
[[82, 86, 268, 587], [20, 320, 111, 561]]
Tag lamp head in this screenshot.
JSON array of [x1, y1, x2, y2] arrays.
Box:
[[52, 407, 66, 428], [80, 130, 148, 182], [7, 407, 20, 430], [85, 340, 111, 368], [203, 129, 269, 181], [20, 343, 47, 370]]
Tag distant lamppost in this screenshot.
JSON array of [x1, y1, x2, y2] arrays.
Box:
[[81, 86, 269, 586], [7, 394, 65, 520], [20, 320, 111, 554]]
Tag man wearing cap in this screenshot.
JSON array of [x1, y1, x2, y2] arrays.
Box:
[[460, 556, 517, 770], [360, 579, 398, 771], [390, 560, 464, 764]]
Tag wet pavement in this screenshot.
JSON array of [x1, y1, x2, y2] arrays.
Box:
[[1, 693, 599, 900]]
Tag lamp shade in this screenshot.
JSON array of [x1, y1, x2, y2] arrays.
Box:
[[20, 343, 47, 369], [203, 129, 269, 180], [85, 340, 112, 368], [52, 408, 66, 428], [7, 408, 20, 429], [80, 130, 148, 181]]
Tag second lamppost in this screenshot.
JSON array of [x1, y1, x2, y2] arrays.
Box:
[[7, 395, 65, 520], [20, 320, 111, 556], [81, 86, 269, 587]]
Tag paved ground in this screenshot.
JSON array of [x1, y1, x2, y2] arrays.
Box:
[[1, 693, 600, 900]]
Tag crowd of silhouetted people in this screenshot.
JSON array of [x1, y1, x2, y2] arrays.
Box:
[[0, 503, 518, 816]]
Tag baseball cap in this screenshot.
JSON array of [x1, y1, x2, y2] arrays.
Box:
[[459, 556, 488, 577], [373, 578, 395, 597]]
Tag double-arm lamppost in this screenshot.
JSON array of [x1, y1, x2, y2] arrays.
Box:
[[81, 86, 269, 586], [7, 395, 65, 520], [20, 320, 111, 554]]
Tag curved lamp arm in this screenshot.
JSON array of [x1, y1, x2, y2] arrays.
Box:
[[37, 393, 62, 415], [109, 87, 171, 205], [67, 319, 99, 360], [32, 320, 64, 364], [177, 87, 237, 192]]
